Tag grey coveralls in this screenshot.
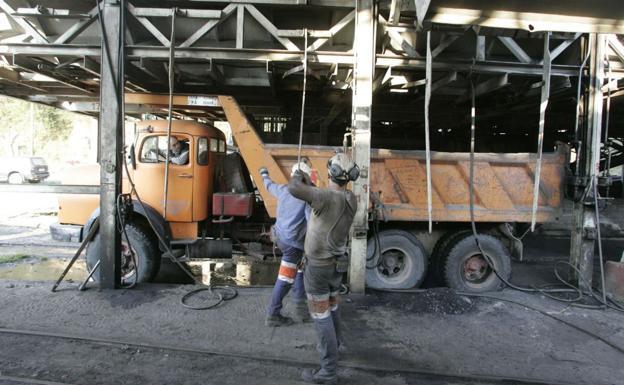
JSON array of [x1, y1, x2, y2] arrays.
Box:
[[288, 175, 357, 378]]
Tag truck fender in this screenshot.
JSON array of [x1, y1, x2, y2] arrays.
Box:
[[81, 202, 172, 251]]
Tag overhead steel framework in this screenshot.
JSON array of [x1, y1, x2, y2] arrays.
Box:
[[0, 0, 623, 290]]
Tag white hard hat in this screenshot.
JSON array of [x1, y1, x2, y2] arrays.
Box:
[[291, 161, 312, 177]]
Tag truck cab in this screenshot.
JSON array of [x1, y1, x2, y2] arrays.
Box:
[[131, 120, 227, 241], [55, 118, 236, 283]]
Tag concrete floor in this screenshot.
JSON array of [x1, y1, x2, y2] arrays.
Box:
[[1, 191, 624, 384], [0, 281, 623, 385]]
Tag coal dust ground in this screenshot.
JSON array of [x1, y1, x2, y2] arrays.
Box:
[[0, 281, 623, 385], [1, 191, 624, 384]]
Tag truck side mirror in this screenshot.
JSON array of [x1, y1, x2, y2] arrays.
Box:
[[129, 144, 137, 170]]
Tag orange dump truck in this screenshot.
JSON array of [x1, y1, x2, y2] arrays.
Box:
[[54, 94, 567, 292]]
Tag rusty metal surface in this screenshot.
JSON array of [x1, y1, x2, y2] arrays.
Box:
[[230, 128, 567, 223]]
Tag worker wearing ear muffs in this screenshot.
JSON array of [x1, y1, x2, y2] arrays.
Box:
[[288, 152, 359, 385]]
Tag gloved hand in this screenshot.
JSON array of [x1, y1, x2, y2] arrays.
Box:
[[292, 169, 311, 185], [259, 167, 269, 177]]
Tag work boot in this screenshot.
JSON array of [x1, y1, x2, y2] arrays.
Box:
[[294, 301, 311, 323], [301, 368, 338, 385], [265, 314, 294, 327]]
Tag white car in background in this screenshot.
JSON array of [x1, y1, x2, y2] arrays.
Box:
[[0, 156, 50, 184]]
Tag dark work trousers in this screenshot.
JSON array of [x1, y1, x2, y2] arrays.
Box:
[[304, 262, 342, 377], [267, 239, 305, 316]]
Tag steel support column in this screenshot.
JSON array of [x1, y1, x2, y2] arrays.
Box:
[[349, 0, 375, 293], [98, 0, 123, 289], [570, 34, 606, 291]]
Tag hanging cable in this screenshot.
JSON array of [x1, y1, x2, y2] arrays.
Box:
[[163, 8, 177, 218], [604, 55, 613, 198], [424, 30, 433, 233], [531, 32, 551, 231], [573, 35, 592, 179], [296, 29, 308, 170], [592, 175, 608, 305]]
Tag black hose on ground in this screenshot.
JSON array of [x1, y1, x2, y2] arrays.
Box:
[[466, 75, 624, 313]]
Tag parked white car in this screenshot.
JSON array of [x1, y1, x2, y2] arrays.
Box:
[[0, 156, 50, 184]]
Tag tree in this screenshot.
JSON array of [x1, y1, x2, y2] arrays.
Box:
[[0, 96, 30, 156], [0, 96, 73, 161]]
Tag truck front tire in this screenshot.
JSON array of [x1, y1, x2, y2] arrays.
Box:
[[86, 223, 160, 284], [366, 229, 428, 290]]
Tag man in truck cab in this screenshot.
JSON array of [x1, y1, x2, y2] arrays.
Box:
[[260, 161, 313, 327], [159, 136, 189, 165], [288, 153, 359, 385]]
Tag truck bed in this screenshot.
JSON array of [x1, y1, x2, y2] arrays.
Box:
[[221, 96, 567, 223]]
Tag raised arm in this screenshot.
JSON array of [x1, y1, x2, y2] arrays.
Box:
[[259, 167, 281, 197], [288, 172, 326, 212]]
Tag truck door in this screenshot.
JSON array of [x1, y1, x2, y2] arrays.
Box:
[[193, 136, 226, 221], [135, 134, 194, 222]]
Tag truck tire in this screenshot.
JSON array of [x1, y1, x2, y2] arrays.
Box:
[[443, 233, 511, 292], [8, 172, 23, 184], [430, 230, 471, 285], [366, 229, 428, 289], [86, 223, 160, 284]]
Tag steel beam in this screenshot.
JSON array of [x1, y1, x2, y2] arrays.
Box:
[[349, 0, 375, 294], [0, 43, 594, 77], [457, 73, 509, 102], [98, 0, 123, 289], [381, 15, 419, 58], [180, 4, 236, 48], [236, 5, 244, 49], [308, 10, 355, 52], [570, 34, 606, 291], [0, 0, 48, 43], [432, 33, 462, 59], [127, 2, 170, 46], [388, 0, 401, 24], [544, 33, 581, 64], [475, 35, 485, 61], [244, 5, 298, 51], [54, 4, 101, 44], [132, 8, 221, 18], [608, 35, 624, 64], [498, 36, 532, 63]]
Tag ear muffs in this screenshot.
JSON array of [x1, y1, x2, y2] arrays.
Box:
[[327, 159, 345, 180], [327, 159, 360, 182], [347, 163, 360, 181]]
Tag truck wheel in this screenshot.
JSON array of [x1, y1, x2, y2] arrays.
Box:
[[430, 230, 471, 285], [86, 223, 160, 284], [8, 172, 24, 184], [443, 233, 511, 292], [366, 230, 428, 289]]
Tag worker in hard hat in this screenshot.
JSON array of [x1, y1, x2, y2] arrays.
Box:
[[260, 160, 313, 327], [288, 152, 359, 385]]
